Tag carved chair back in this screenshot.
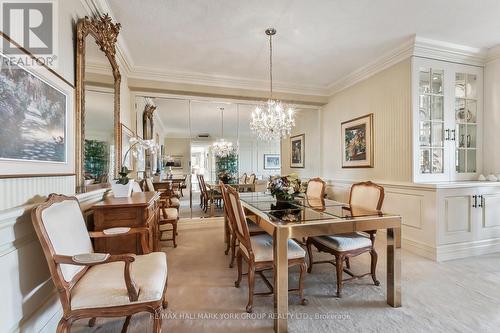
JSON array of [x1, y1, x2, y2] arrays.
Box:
[[306, 177, 326, 199], [31, 194, 93, 313], [246, 173, 256, 184], [146, 177, 155, 192], [349, 181, 385, 211], [224, 185, 253, 259], [219, 181, 234, 232], [239, 173, 247, 184]]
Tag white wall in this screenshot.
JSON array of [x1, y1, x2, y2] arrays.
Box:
[[321, 59, 412, 183], [483, 56, 500, 175], [164, 137, 191, 175], [238, 139, 281, 180], [281, 108, 321, 179]]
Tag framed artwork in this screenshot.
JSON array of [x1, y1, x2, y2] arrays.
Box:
[[0, 46, 74, 176], [341, 113, 374, 168], [264, 154, 281, 170], [172, 155, 183, 169], [290, 134, 305, 168], [120, 124, 135, 169]]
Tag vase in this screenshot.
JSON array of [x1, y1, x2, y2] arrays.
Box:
[[111, 179, 135, 198]]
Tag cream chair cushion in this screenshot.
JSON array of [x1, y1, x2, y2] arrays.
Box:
[[146, 178, 155, 192], [162, 207, 178, 220], [170, 197, 180, 207], [240, 234, 305, 262], [350, 185, 381, 210], [41, 200, 94, 282], [132, 181, 143, 193], [312, 233, 371, 252], [306, 179, 324, 198], [71, 252, 167, 310]]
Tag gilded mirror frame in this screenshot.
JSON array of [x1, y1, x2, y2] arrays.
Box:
[[75, 14, 121, 189]]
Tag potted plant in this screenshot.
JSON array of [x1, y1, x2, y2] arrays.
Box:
[[111, 137, 158, 198]]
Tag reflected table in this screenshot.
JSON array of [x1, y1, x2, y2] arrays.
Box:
[[239, 193, 402, 333], [206, 182, 255, 217]]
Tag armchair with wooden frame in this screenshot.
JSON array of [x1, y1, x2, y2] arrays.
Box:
[[219, 181, 265, 268], [306, 181, 384, 297], [31, 194, 168, 333], [223, 185, 308, 313]]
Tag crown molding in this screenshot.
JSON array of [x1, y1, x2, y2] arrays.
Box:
[[412, 36, 486, 67], [127, 65, 329, 97]]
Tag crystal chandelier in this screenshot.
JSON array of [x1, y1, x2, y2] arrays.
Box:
[[250, 28, 295, 141], [212, 107, 235, 158]]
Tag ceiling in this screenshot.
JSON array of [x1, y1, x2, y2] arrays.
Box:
[[106, 0, 500, 91], [155, 98, 314, 139]]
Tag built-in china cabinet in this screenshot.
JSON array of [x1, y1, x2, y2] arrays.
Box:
[[412, 57, 483, 182]]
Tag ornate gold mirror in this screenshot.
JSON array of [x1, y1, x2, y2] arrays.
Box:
[[75, 14, 121, 190]]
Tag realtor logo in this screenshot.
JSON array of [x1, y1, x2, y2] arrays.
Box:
[[1, 1, 57, 67]]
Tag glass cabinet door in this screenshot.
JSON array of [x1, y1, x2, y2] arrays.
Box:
[[455, 72, 478, 174], [418, 67, 445, 174]]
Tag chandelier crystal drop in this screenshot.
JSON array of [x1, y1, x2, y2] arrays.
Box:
[[250, 28, 295, 141], [212, 107, 235, 158]]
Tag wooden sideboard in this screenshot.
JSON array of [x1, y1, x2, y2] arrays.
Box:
[[92, 191, 160, 254]]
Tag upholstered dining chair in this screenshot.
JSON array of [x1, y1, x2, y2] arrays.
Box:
[[239, 173, 247, 184], [31, 194, 168, 333], [219, 181, 266, 268], [306, 181, 384, 297], [159, 198, 179, 248], [246, 173, 256, 185], [224, 185, 307, 313], [306, 177, 326, 199], [199, 174, 222, 213], [147, 178, 180, 212]]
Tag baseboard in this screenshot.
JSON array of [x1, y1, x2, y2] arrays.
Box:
[[436, 238, 500, 261], [402, 238, 437, 261]]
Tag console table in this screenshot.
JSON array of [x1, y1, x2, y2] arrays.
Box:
[[92, 191, 160, 254]]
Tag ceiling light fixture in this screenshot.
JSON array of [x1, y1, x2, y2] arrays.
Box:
[[250, 28, 295, 141], [212, 107, 235, 158]]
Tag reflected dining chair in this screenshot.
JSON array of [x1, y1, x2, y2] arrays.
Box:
[[220, 181, 265, 268], [224, 185, 307, 313], [246, 173, 256, 185], [159, 198, 179, 248], [31, 194, 168, 333], [306, 181, 385, 297], [239, 173, 247, 184], [199, 174, 222, 213]]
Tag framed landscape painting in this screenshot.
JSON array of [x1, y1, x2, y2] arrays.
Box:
[[290, 134, 305, 168], [264, 154, 281, 170], [0, 50, 74, 176], [341, 113, 373, 168]]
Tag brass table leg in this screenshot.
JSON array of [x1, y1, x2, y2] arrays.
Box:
[[387, 226, 401, 307], [273, 227, 289, 333]]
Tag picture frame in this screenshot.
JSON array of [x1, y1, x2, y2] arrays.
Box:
[[171, 155, 183, 169], [341, 113, 374, 168], [290, 134, 305, 168], [120, 124, 135, 170], [0, 34, 75, 177], [264, 154, 281, 170]]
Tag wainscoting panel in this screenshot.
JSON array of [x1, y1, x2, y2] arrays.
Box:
[[0, 176, 76, 211]]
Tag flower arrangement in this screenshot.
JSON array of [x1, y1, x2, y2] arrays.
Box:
[[267, 173, 305, 201], [218, 170, 234, 184]]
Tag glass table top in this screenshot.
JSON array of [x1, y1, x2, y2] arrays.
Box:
[[240, 193, 390, 223]]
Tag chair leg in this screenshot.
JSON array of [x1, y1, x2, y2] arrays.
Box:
[[370, 249, 380, 286], [234, 250, 242, 287], [335, 255, 344, 298], [229, 233, 237, 268], [224, 227, 230, 255], [306, 239, 314, 273], [56, 318, 70, 333], [299, 261, 308, 305], [153, 308, 162, 333], [121, 315, 131, 333], [88, 317, 96, 327], [172, 221, 178, 248], [345, 258, 351, 269], [246, 263, 255, 313]]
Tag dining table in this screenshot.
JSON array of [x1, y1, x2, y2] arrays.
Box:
[[239, 192, 402, 333]]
